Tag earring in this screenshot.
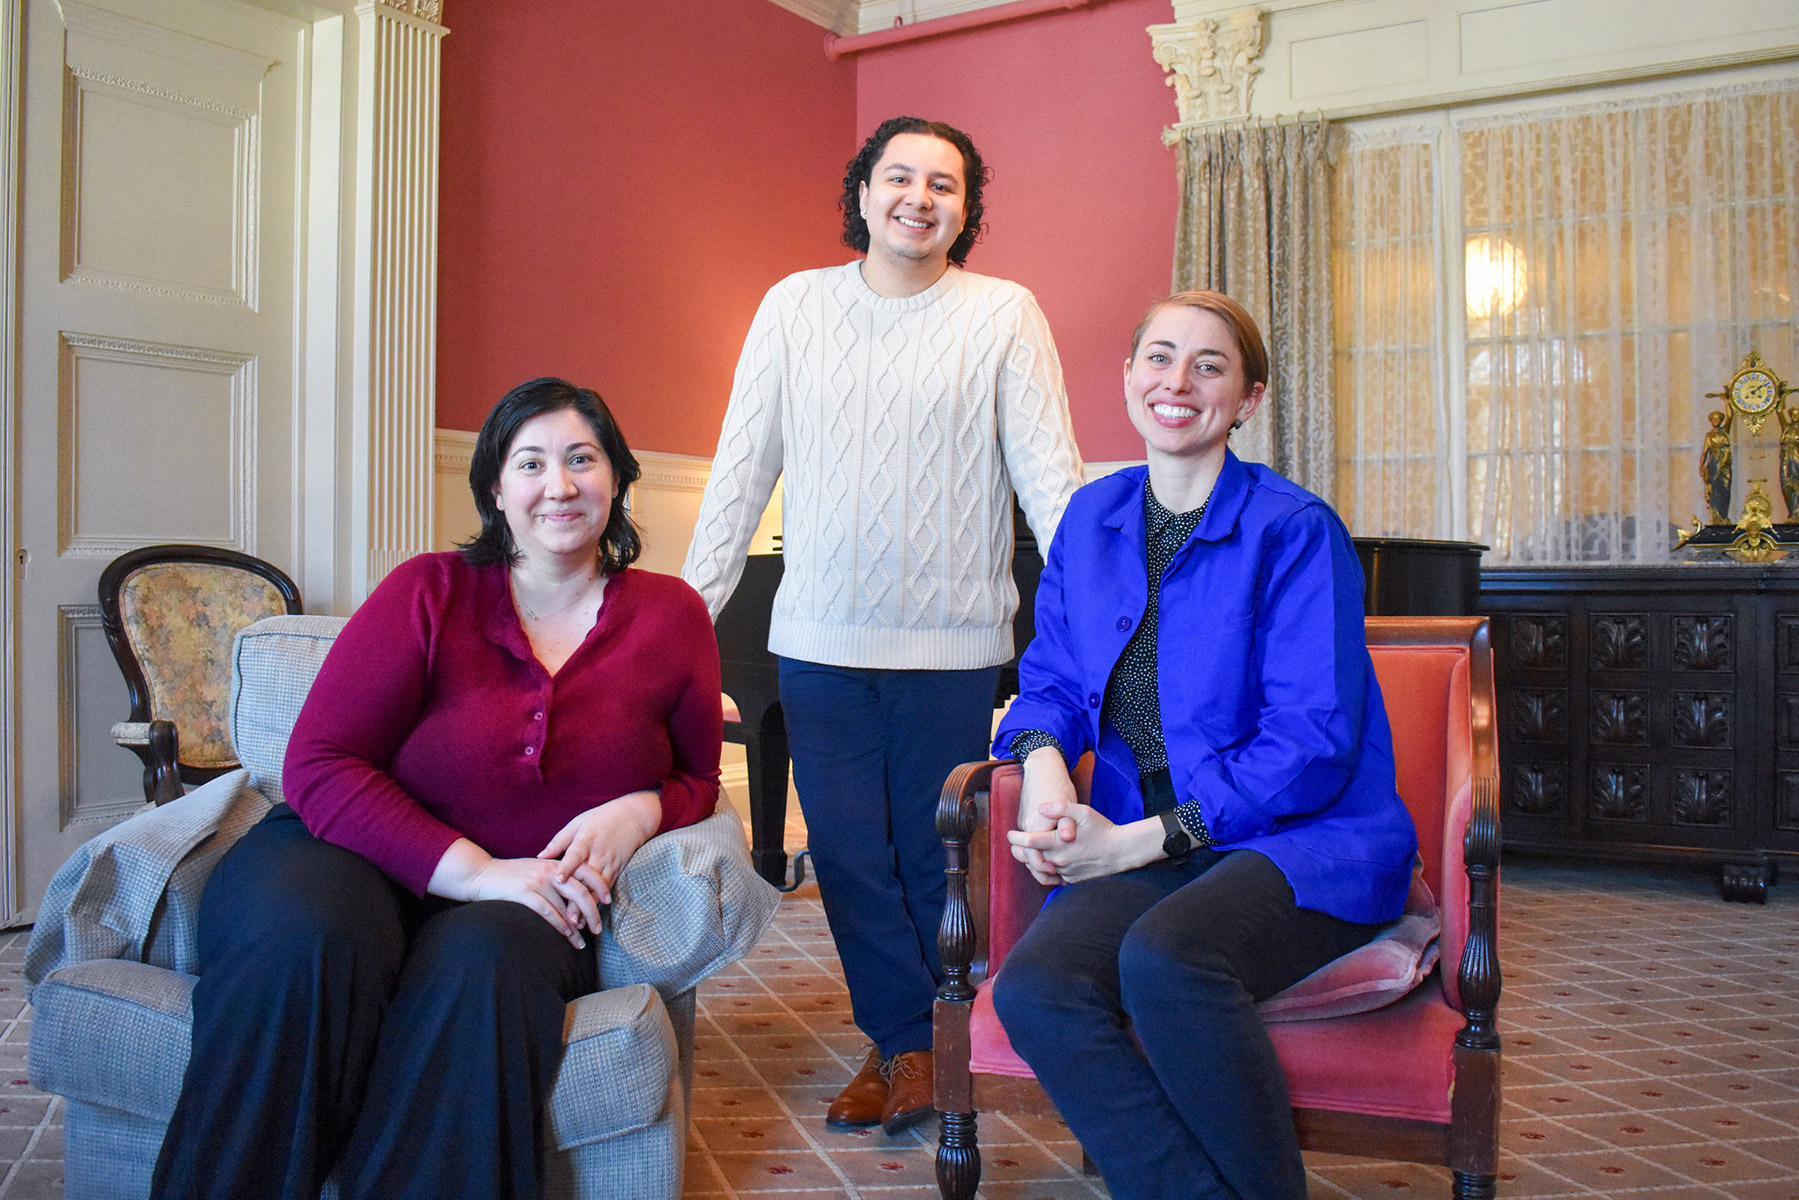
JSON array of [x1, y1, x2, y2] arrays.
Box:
[[1231, 420, 1243, 430]]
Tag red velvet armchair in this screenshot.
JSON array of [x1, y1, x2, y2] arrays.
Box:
[[933, 616, 1502, 1199]]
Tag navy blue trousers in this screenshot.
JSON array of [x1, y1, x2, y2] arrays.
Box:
[[992, 848, 1381, 1200], [778, 658, 999, 1058], [149, 806, 597, 1200]]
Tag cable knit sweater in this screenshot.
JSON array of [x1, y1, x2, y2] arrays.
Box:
[[682, 262, 1084, 670]]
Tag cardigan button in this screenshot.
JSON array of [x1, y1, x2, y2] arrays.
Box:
[[1088, 692, 1101, 708], [1116, 616, 1131, 631], [523, 745, 535, 756]]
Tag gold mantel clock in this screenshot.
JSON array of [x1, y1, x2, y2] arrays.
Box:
[[1711, 351, 1793, 435]]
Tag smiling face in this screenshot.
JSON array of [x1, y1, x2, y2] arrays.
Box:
[[858, 132, 968, 274], [493, 406, 618, 569], [1124, 304, 1265, 468]]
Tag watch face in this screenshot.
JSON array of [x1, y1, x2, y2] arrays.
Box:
[[1733, 369, 1778, 414]]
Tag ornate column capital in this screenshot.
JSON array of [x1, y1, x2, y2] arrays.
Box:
[[1148, 6, 1265, 140], [359, 0, 446, 28]]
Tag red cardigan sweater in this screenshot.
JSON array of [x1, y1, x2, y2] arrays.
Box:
[[284, 553, 723, 894]]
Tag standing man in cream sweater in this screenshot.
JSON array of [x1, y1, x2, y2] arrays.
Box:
[[682, 117, 1083, 1134]]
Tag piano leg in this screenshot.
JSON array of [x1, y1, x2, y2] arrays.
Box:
[[744, 702, 792, 888]]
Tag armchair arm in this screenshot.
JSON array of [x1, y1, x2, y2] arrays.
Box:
[[111, 718, 183, 807], [599, 804, 780, 999], [936, 760, 1002, 1004], [24, 770, 272, 996], [1450, 775, 1502, 1178]]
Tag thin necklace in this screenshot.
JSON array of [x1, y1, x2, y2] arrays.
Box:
[[513, 572, 598, 622]]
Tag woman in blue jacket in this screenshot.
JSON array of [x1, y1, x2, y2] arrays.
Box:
[[992, 290, 1417, 1200]]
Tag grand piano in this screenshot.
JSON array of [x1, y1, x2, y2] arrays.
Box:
[[718, 523, 1477, 887]]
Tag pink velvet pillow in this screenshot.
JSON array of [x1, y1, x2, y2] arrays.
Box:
[[1257, 859, 1441, 1023]]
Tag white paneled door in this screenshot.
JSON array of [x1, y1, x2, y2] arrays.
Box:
[[9, 0, 304, 920]]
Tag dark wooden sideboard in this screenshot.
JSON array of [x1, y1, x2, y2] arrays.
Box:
[[1481, 566, 1799, 901]]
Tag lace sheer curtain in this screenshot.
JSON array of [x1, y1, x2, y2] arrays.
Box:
[[1174, 120, 1338, 498], [1333, 129, 1446, 540], [1333, 78, 1799, 564]]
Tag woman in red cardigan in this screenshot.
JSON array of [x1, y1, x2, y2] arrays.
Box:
[[150, 378, 723, 1200]]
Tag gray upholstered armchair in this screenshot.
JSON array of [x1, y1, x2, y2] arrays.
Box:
[[25, 614, 780, 1200]]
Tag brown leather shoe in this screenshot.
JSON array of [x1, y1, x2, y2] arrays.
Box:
[[825, 1047, 889, 1129], [880, 1049, 935, 1134]]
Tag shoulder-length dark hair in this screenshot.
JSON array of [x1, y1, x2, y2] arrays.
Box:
[[840, 116, 990, 267], [460, 377, 643, 573]]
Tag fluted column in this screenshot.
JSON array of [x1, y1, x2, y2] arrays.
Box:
[[352, 0, 444, 596]]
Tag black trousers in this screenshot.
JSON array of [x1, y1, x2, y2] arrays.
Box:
[[149, 806, 598, 1200], [991, 848, 1382, 1200]]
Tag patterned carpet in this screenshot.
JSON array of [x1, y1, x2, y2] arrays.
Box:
[[0, 854, 1795, 1199], [683, 856, 1799, 1200]]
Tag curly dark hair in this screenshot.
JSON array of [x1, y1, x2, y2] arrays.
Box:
[[840, 116, 989, 267], [460, 377, 643, 573]]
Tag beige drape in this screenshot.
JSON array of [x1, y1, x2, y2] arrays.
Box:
[[1174, 119, 1339, 499]]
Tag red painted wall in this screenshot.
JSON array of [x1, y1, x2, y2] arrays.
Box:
[[855, 0, 1180, 462], [437, 0, 1176, 464], [435, 1, 857, 450]]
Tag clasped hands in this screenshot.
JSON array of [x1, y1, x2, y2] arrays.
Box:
[[1006, 747, 1150, 886], [428, 789, 661, 949]]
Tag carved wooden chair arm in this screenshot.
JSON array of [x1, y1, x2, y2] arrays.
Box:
[[936, 759, 1002, 1003], [1449, 774, 1502, 1182], [111, 719, 183, 807]]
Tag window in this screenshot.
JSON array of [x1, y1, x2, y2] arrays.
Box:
[[1334, 76, 1799, 564]]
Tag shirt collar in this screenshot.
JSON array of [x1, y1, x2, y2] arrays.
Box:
[[1143, 478, 1207, 543]]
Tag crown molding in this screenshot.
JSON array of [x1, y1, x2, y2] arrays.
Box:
[[765, 0, 859, 34], [770, 0, 1079, 36]]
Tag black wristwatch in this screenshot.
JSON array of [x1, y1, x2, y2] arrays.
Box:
[[1158, 809, 1191, 860]]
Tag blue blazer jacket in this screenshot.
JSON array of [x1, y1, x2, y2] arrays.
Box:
[[994, 453, 1416, 925]]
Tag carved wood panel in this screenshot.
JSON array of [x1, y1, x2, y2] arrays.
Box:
[[1780, 772, 1799, 832], [1508, 613, 1567, 669], [1672, 769, 1732, 826], [1590, 613, 1648, 671], [1671, 692, 1733, 749], [1512, 689, 1567, 743], [1590, 763, 1649, 822], [1672, 615, 1733, 672], [1507, 763, 1566, 817], [1589, 691, 1649, 746]]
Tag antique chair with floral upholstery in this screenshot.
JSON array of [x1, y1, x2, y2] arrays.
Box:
[[27, 613, 780, 1200], [98, 544, 304, 807], [933, 616, 1502, 1200]]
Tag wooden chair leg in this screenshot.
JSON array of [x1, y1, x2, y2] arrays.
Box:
[[936, 1110, 980, 1200], [1452, 1171, 1497, 1199]]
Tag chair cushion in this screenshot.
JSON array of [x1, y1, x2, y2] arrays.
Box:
[[230, 615, 347, 798], [968, 972, 1463, 1124], [1259, 858, 1441, 1023], [1270, 982, 1462, 1123], [32, 961, 682, 1148]]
